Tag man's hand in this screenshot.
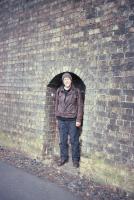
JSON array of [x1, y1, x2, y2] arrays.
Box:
[[76, 121, 81, 127]]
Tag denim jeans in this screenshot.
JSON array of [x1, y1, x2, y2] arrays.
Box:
[[58, 119, 80, 162]]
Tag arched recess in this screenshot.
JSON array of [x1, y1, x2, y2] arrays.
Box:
[[42, 71, 86, 159]]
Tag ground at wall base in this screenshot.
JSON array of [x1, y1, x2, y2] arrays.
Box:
[[0, 145, 133, 200]]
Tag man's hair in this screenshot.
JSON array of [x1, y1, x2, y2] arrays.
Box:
[[62, 72, 72, 81]]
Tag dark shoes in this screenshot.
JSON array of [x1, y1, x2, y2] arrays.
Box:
[[58, 159, 79, 168], [58, 159, 68, 167], [73, 161, 79, 168]]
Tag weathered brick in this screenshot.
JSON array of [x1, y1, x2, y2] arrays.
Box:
[[122, 115, 134, 121], [86, 7, 96, 19], [109, 89, 121, 96], [111, 53, 124, 59], [107, 124, 119, 131], [0, 0, 133, 192], [124, 62, 133, 71], [121, 102, 134, 109], [123, 89, 134, 96], [129, 14, 134, 21], [125, 108, 133, 115], [125, 52, 134, 58]]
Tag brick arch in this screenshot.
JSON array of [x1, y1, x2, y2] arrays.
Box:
[[42, 69, 88, 159], [44, 67, 88, 87]]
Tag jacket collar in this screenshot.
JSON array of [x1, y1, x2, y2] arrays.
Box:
[[60, 84, 75, 92]]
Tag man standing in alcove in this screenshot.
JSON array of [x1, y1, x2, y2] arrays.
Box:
[[55, 72, 83, 168]]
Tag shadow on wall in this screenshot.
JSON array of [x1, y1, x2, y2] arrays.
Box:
[[42, 72, 86, 159]]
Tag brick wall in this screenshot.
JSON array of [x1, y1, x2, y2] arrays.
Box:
[[0, 0, 133, 192]]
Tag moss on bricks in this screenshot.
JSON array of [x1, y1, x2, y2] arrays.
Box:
[[80, 153, 134, 193], [0, 132, 43, 159]]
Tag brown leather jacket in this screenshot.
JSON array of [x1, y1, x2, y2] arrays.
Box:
[[55, 85, 83, 123]]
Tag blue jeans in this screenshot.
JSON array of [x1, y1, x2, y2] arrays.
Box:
[[58, 119, 80, 162]]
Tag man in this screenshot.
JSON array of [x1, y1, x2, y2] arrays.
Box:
[[55, 72, 83, 168]]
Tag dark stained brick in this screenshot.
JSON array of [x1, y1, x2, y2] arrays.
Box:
[[129, 14, 134, 21], [109, 89, 120, 96], [125, 52, 134, 58], [122, 115, 134, 121], [111, 53, 124, 59], [121, 102, 134, 109]]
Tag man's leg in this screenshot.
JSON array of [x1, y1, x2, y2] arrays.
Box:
[[58, 120, 69, 162], [69, 120, 80, 165]]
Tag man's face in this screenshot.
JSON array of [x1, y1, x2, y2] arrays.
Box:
[[63, 77, 72, 88]]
